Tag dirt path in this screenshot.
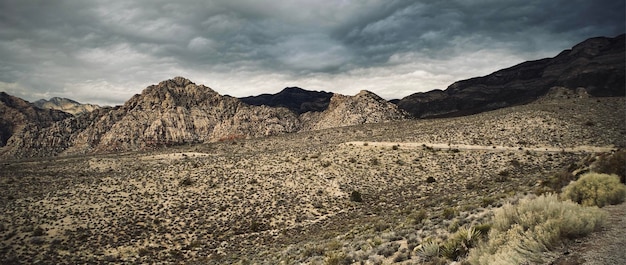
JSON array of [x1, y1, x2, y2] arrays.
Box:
[[342, 141, 616, 153], [552, 202, 626, 265]]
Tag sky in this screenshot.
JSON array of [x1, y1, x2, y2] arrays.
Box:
[[0, 0, 624, 106]]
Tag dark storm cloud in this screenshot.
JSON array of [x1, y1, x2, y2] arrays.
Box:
[[0, 0, 623, 105]]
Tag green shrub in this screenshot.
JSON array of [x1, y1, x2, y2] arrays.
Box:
[[441, 227, 481, 261], [467, 194, 606, 265], [561, 172, 626, 207], [415, 241, 440, 261]]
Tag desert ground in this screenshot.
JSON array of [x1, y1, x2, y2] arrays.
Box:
[[1, 97, 624, 264]]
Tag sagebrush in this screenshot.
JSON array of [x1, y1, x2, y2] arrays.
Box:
[[467, 194, 606, 265], [561, 172, 626, 207]]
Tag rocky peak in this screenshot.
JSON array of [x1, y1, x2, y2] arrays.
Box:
[[126, 77, 224, 110], [303, 91, 408, 130]]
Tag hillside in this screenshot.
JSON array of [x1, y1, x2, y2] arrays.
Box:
[[0, 95, 623, 264], [397, 34, 625, 118], [0, 92, 71, 147]]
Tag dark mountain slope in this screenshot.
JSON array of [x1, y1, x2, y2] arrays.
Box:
[[239, 87, 333, 114], [397, 34, 625, 118]]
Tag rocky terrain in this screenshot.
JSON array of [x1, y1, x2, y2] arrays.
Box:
[[397, 34, 625, 118], [0, 92, 72, 147], [33, 97, 100, 115], [0, 95, 623, 264], [0, 77, 406, 158]]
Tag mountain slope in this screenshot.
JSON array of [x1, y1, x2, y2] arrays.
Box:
[[397, 34, 625, 118], [33, 97, 100, 115], [239, 87, 333, 114], [3, 77, 300, 157], [0, 92, 72, 147]]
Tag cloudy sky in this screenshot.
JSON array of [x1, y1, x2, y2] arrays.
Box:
[[1, 0, 624, 106]]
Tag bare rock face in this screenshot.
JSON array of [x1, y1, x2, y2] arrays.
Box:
[[4, 77, 301, 157], [0, 92, 71, 148], [397, 34, 625, 118], [302, 90, 408, 130], [33, 97, 100, 115]]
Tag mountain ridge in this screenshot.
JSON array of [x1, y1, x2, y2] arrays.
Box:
[[1, 77, 406, 158], [397, 34, 625, 118]]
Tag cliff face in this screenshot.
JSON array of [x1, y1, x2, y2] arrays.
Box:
[[397, 34, 625, 118]]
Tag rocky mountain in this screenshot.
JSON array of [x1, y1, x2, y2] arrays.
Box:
[[33, 97, 100, 115], [239, 87, 333, 114], [0, 92, 72, 147], [301, 90, 409, 130], [2, 77, 406, 158], [3, 78, 299, 157], [397, 34, 625, 118]]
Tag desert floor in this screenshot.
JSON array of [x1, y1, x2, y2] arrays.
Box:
[[1, 97, 624, 264]]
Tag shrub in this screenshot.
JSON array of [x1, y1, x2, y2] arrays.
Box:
[[426, 176, 436, 183], [442, 207, 458, 219], [595, 150, 626, 183], [467, 194, 606, 265], [350, 190, 363, 202], [377, 242, 400, 257], [561, 172, 626, 207], [441, 227, 481, 261], [415, 241, 440, 261], [407, 209, 428, 225], [324, 251, 351, 265], [32, 226, 45, 236], [179, 176, 194, 187], [545, 170, 575, 191]]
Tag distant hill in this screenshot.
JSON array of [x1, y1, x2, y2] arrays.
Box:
[[397, 34, 625, 118], [239, 87, 333, 114], [33, 97, 100, 115]]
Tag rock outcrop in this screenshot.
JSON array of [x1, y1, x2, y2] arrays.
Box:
[[239, 87, 333, 114], [0, 92, 71, 148], [33, 97, 100, 115], [3, 77, 300, 157], [302, 90, 408, 130], [2, 77, 410, 158], [397, 34, 625, 118]]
